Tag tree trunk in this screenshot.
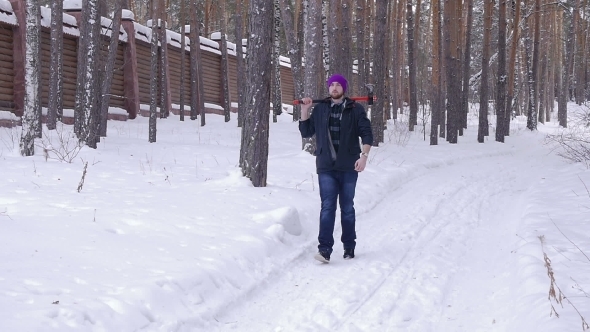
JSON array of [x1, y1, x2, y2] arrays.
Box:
[[159, 0, 169, 119], [495, 0, 507, 142], [47, 0, 63, 130], [430, 0, 442, 145], [574, 0, 584, 104], [559, 0, 578, 128], [506, 0, 521, 134], [99, 0, 124, 137], [236, 0, 247, 127], [179, 0, 186, 121], [76, 0, 101, 147], [149, 0, 159, 142], [355, 0, 366, 101], [277, 0, 304, 121], [272, 0, 282, 123], [371, 0, 386, 145], [460, 0, 473, 133], [189, 0, 205, 125], [406, 0, 418, 132], [240, 0, 272, 187], [444, 0, 462, 143], [20, 0, 40, 156], [527, 0, 540, 131], [301, 0, 323, 153], [220, 0, 231, 122]]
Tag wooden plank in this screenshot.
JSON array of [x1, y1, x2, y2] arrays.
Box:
[[0, 52, 13, 62], [0, 66, 13, 76], [0, 86, 14, 95], [0, 44, 14, 58], [0, 40, 12, 52], [0, 31, 12, 43]]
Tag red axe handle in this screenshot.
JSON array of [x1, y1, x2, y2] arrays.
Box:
[[293, 96, 377, 105]]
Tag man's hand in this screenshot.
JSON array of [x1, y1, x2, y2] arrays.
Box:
[[299, 97, 313, 121], [355, 155, 368, 172]]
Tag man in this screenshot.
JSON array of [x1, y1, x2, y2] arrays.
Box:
[[298, 73, 373, 263]]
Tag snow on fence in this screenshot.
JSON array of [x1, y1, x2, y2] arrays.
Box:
[[0, 0, 295, 127]]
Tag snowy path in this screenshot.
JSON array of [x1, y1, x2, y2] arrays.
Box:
[[209, 146, 550, 332]]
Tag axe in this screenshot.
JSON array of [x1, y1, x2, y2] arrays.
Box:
[[293, 84, 376, 105]]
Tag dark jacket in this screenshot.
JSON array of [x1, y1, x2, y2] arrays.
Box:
[[299, 97, 373, 173]]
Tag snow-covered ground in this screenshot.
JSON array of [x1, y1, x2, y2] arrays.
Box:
[[0, 104, 589, 331]]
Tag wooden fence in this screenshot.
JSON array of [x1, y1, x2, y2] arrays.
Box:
[[0, 0, 295, 127]]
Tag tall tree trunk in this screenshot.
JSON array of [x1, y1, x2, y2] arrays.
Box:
[[159, 0, 169, 119], [430, 0, 442, 145], [506, 0, 521, 134], [277, 0, 304, 122], [189, 0, 205, 125], [236, 0, 247, 127], [406, 0, 418, 131], [240, 0, 272, 187], [371, 0, 386, 145], [47, 0, 63, 130], [336, 0, 353, 88], [355, 0, 366, 101], [527, 0, 540, 131], [20, 0, 40, 156], [220, 0, 231, 122], [76, 0, 101, 147], [99, 0, 124, 138], [574, 0, 585, 104], [460, 0, 473, 133], [495, 0, 507, 142], [328, 0, 342, 75], [559, 0, 578, 127], [444, 0, 462, 143], [390, 0, 400, 119], [149, 0, 160, 142], [272, 0, 282, 123], [477, 0, 494, 143], [179, 0, 186, 121], [302, 0, 323, 153]]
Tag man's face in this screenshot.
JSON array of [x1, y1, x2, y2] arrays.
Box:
[[329, 82, 344, 100]]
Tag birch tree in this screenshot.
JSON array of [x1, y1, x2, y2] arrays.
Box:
[[20, 0, 40, 156], [75, 0, 102, 147]]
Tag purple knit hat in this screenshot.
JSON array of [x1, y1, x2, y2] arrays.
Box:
[[326, 74, 348, 93]]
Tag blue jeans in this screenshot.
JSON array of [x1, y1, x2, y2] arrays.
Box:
[[317, 170, 358, 254]]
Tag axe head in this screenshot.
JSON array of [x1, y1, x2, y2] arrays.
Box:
[[364, 84, 375, 105]]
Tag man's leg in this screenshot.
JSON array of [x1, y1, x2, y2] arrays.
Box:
[[318, 171, 338, 255], [339, 170, 358, 250]]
